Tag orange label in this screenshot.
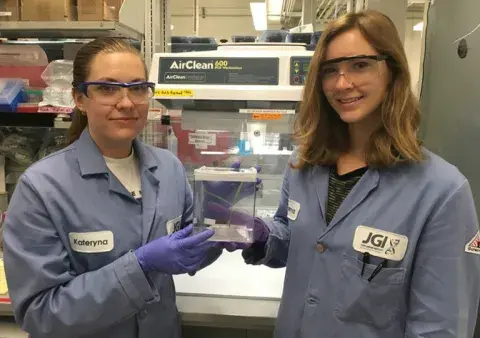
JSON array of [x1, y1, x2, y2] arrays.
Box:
[[252, 113, 283, 121]]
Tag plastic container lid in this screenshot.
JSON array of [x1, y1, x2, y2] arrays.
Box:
[[194, 166, 258, 182], [0, 45, 48, 66], [286, 33, 313, 44], [259, 30, 289, 42], [0, 79, 24, 105]]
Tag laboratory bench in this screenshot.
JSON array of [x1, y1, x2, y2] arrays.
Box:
[[0, 251, 283, 337]]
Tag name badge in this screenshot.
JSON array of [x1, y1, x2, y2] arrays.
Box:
[[353, 226, 408, 261], [287, 199, 300, 221], [69, 231, 114, 253], [166, 215, 182, 235]]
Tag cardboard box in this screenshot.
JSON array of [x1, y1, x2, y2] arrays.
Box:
[[77, 0, 102, 21], [103, 0, 123, 21], [77, 0, 123, 21], [21, 0, 76, 21], [0, 0, 20, 21]]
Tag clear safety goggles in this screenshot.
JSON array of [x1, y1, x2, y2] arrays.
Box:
[[77, 81, 155, 106], [320, 55, 388, 91]]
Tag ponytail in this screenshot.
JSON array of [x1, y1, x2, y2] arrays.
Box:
[[67, 108, 88, 145]]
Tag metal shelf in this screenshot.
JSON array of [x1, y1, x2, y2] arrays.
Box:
[[0, 21, 142, 40], [0, 113, 56, 128], [0, 0, 145, 41]]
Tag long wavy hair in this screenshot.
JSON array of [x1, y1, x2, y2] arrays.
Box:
[[292, 10, 422, 170]]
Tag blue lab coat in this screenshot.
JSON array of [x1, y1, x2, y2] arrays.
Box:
[[260, 149, 480, 338], [2, 129, 221, 338]]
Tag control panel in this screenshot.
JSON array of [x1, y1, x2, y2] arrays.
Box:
[[290, 56, 312, 86]]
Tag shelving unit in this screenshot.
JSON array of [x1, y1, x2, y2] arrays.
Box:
[[0, 0, 148, 40], [0, 0, 169, 125], [0, 113, 58, 128], [0, 20, 143, 41]]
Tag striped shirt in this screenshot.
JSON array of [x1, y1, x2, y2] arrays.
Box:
[[326, 166, 368, 225]]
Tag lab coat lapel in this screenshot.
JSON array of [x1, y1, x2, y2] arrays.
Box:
[[108, 174, 134, 198], [134, 140, 160, 244], [313, 165, 330, 222], [328, 169, 379, 228], [141, 170, 160, 243], [76, 129, 132, 198], [76, 129, 109, 176]]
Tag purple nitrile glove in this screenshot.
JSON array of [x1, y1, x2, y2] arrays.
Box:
[[203, 161, 262, 208], [134, 224, 215, 275], [205, 202, 270, 252]]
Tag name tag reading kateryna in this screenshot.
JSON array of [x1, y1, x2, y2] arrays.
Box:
[[69, 231, 114, 253], [353, 226, 408, 261]]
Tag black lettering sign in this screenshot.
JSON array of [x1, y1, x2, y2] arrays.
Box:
[[362, 232, 388, 248]]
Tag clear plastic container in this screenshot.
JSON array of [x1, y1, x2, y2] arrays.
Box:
[[0, 45, 49, 88], [193, 166, 257, 243], [0, 79, 25, 112]]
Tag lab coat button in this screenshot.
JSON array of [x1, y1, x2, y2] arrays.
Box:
[[139, 309, 148, 319], [316, 243, 326, 253]]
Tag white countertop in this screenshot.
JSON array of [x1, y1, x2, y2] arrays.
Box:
[[0, 251, 286, 326], [174, 250, 285, 299], [175, 250, 285, 326]]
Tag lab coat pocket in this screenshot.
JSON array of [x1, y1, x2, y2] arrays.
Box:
[[334, 254, 405, 329]]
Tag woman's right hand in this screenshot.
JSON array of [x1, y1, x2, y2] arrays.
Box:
[[134, 224, 215, 275]]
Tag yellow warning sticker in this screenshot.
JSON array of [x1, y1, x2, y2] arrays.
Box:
[[0, 260, 8, 295], [155, 89, 194, 97]]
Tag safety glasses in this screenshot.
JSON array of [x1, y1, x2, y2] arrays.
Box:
[[320, 55, 389, 91], [77, 81, 155, 106]]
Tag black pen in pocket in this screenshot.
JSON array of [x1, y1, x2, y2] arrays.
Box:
[[361, 252, 370, 277], [368, 259, 388, 282]]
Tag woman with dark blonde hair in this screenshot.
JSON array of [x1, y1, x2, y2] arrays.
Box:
[[226, 10, 480, 338]]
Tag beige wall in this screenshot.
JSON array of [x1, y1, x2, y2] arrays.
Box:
[[171, 0, 257, 42]]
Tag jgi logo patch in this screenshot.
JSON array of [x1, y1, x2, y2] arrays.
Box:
[[361, 233, 401, 255], [353, 226, 408, 261]]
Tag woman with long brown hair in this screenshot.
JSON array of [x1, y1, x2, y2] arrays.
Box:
[[231, 10, 480, 337], [2, 37, 220, 337]]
